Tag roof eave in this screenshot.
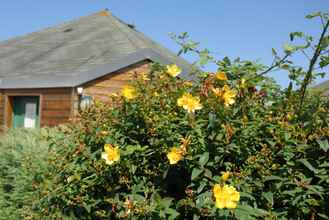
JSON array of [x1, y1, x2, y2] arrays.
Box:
[[0, 48, 193, 89]]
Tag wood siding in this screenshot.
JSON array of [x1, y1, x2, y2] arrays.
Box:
[[1, 88, 73, 129], [0, 60, 151, 129], [82, 61, 150, 102]]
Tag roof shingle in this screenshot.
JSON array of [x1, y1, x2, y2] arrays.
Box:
[[0, 10, 191, 89]]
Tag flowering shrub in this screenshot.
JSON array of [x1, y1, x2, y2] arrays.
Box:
[[37, 13, 329, 219]]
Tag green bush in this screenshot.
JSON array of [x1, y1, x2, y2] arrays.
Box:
[[39, 68, 328, 219], [37, 12, 329, 219], [0, 128, 56, 220]]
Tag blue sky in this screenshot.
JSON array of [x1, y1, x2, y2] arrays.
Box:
[[0, 0, 328, 87]]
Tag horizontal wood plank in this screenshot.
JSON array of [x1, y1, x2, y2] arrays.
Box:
[[85, 87, 121, 95], [43, 94, 72, 101], [89, 80, 130, 88], [82, 61, 150, 103], [42, 110, 71, 118], [42, 100, 71, 110]]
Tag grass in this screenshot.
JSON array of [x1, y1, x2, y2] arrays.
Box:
[[0, 128, 51, 220]]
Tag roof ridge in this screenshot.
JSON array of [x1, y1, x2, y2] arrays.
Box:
[[106, 13, 141, 50]]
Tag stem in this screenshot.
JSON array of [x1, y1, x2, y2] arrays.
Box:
[[298, 19, 329, 112], [257, 53, 290, 77], [301, 50, 311, 61], [188, 112, 195, 128], [320, 16, 325, 29]]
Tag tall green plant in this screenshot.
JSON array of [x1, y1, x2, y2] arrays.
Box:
[[0, 129, 52, 220]]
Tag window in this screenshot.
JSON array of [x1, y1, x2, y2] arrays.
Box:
[[80, 95, 93, 110]]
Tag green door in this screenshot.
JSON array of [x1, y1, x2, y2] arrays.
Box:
[[12, 96, 40, 128]]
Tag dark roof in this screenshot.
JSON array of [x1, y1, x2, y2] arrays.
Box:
[[0, 10, 192, 89], [313, 79, 329, 96]]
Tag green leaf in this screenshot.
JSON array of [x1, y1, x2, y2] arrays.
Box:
[[262, 192, 274, 206], [159, 197, 173, 209], [317, 139, 329, 152], [305, 12, 321, 19], [199, 152, 209, 167], [199, 49, 212, 66], [122, 144, 143, 156], [167, 208, 180, 220], [223, 56, 231, 65], [193, 214, 200, 220], [191, 167, 203, 180], [239, 192, 255, 200], [82, 202, 92, 213], [197, 181, 207, 193], [195, 191, 212, 208], [105, 136, 115, 144], [283, 43, 295, 53], [204, 168, 213, 179], [281, 63, 290, 70], [298, 159, 318, 174], [271, 48, 277, 56], [319, 56, 329, 68], [234, 204, 268, 220], [208, 113, 216, 129], [264, 175, 283, 182], [318, 213, 329, 219], [234, 210, 257, 220], [321, 36, 329, 48], [131, 194, 145, 202], [290, 32, 303, 41]]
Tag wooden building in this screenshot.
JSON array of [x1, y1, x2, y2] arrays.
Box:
[[0, 10, 191, 130]]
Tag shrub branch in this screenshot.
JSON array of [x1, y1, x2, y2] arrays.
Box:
[[298, 19, 329, 111]]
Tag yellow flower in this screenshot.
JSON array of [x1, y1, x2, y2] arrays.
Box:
[[167, 147, 184, 165], [222, 85, 236, 106], [101, 144, 120, 165], [212, 87, 223, 98], [213, 184, 240, 209], [122, 85, 137, 100], [221, 171, 230, 182], [177, 93, 202, 113], [216, 71, 228, 81], [166, 64, 182, 77], [212, 85, 236, 107]]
